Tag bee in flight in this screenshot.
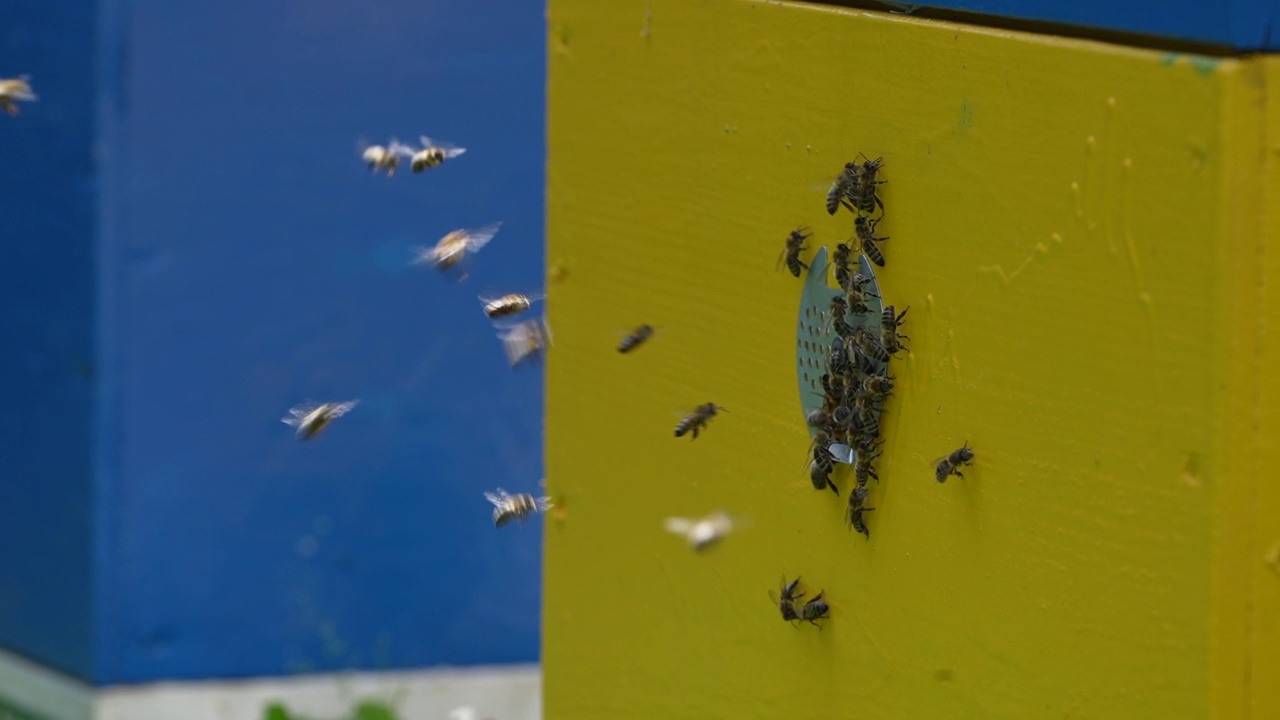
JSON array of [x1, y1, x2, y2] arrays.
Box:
[[281, 399, 359, 441], [617, 323, 655, 354], [479, 292, 544, 319], [359, 138, 414, 176], [409, 135, 467, 172], [800, 591, 831, 627], [484, 488, 553, 527], [935, 442, 975, 483], [675, 402, 724, 439], [663, 510, 736, 551], [0, 76, 37, 116], [778, 227, 811, 277], [413, 222, 502, 279], [496, 316, 551, 368], [769, 576, 805, 623]]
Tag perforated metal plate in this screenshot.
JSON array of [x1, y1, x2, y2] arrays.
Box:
[[795, 246, 887, 459]]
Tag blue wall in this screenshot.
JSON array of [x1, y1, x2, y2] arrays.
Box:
[[90, 0, 546, 684], [0, 0, 97, 681]]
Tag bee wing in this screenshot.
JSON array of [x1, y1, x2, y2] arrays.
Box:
[[462, 222, 503, 252], [421, 135, 467, 155], [483, 489, 510, 507], [663, 517, 694, 536], [535, 495, 554, 512], [328, 400, 359, 418], [388, 139, 417, 157]]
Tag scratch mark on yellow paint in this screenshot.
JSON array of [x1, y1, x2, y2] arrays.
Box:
[[552, 22, 572, 56], [1187, 136, 1209, 171], [1120, 157, 1145, 290], [1180, 452, 1201, 487], [549, 259, 569, 283], [1101, 99, 1118, 255], [977, 232, 1064, 286], [640, 3, 653, 39], [947, 328, 960, 379]]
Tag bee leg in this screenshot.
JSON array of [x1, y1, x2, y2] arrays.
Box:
[[826, 478, 839, 495], [953, 469, 965, 480]]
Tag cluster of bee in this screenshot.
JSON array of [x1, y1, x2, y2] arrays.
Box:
[[769, 576, 831, 627], [273, 130, 553, 532], [0, 75, 37, 116]]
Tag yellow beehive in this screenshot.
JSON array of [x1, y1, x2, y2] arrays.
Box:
[[543, 1, 1280, 717]]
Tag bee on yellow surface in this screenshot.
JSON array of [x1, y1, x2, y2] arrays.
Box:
[[854, 215, 888, 267], [852, 154, 886, 214], [674, 402, 724, 439], [880, 305, 909, 355], [769, 576, 805, 623], [496, 316, 551, 368], [935, 443, 975, 483], [0, 76, 36, 116], [800, 591, 831, 626], [778, 227, 811, 277], [663, 510, 735, 551], [825, 162, 859, 215], [409, 135, 467, 172], [359, 138, 413, 176], [484, 488, 553, 527], [412, 222, 502, 278], [617, 323, 656, 354], [281, 399, 359, 441], [846, 485, 874, 538], [479, 292, 543, 320]]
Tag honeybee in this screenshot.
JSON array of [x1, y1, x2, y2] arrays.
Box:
[[848, 340, 881, 377], [769, 576, 805, 622], [484, 488, 553, 527], [935, 443, 975, 483], [826, 295, 857, 339], [862, 373, 894, 399], [778, 227, 811, 277], [675, 402, 724, 439], [847, 489, 874, 538], [832, 242, 853, 289], [360, 138, 413, 176], [854, 216, 888, 267], [809, 433, 838, 494], [844, 272, 878, 314], [851, 155, 886, 214], [497, 316, 552, 368], [880, 305, 909, 355], [664, 510, 735, 551], [825, 163, 859, 215], [800, 591, 831, 627], [0, 76, 36, 116], [410, 135, 467, 172], [853, 326, 889, 363], [413, 222, 502, 278], [806, 408, 833, 428], [479, 292, 543, 319], [854, 449, 879, 487], [281, 399, 359, 441], [617, 324, 655, 354]]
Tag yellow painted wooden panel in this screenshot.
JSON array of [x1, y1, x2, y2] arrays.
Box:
[[543, 1, 1274, 718]]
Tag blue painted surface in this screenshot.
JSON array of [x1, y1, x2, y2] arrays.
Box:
[[893, 0, 1280, 50], [0, 1, 97, 681], [88, 0, 545, 683]]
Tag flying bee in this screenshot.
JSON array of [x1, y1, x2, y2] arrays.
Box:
[[935, 442, 975, 483], [664, 510, 735, 551], [360, 138, 413, 176], [778, 227, 812, 277], [496, 316, 552, 368], [847, 488, 874, 538], [800, 591, 831, 627], [853, 326, 889, 363], [769, 576, 805, 623], [479, 292, 544, 319], [281, 399, 359, 441], [852, 154, 886, 214], [0, 76, 37, 116], [675, 402, 724, 439], [825, 162, 860, 215], [409, 135, 467, 172], [854, 216, 889, 267], [880, 305, 909, 355], [484, 488, 553, 527], [413, 222, 502, 278], [617, 324, 655, 353]]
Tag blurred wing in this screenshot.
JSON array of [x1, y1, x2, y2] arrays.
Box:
[[463, 222, 503, 252], [483, 490, 508, 507], [663, 517, 693, 536]]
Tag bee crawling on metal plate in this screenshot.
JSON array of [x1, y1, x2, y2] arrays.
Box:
[[412, 222, 502, 279], [663, 510, 737, 551], [484, 487, 553, 527], [359, 137, 414, 176], [0, 76, 37, 116], [935, 442, 975, 483], [479, 292, 544, 320], [281, 399, 359, 441], [496, 315, 551, 368], [674, 402, 724, 439], [409, 135, 467, 173]]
